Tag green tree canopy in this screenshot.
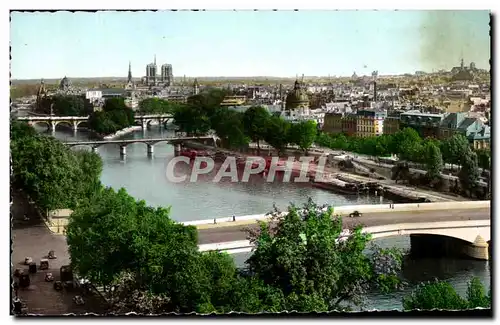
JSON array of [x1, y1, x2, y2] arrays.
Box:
[[138, 98, 176, 115], [441, 134, 470, 166], [288, 120, 318, 154], [242, 106, 271, 153], [87, 98, 135, 135], [210, 108, 249, 149], [172, 104, 211, 136], [245, 199, 404, 311], [403, 277, 490, 311], [390, 127, 422, 156], [51, 95, 92, 116], [476, 149, 491, 171], [458, 148, 480, 196], [66, 186, 242, 313], [263, 115, 291, 156], [424, 141, 443, 179], [10, 121, 102, 211]]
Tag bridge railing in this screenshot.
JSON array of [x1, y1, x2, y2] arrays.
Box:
[[17, 114, 172, 119], [183, 200, 491, 228], [198, 219, 491, 254]]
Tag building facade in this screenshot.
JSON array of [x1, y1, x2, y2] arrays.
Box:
[[146, 56, 157, 85], [341, 113, 357, 136], [356, 109, 387, 138], [161, 64, 173, 86], [383, 110, 403, 135], [399, 111, 444, 139], [322, 112, 343, 134]]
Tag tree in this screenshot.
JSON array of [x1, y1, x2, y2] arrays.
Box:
[[67, 186, 242, 314], [172, 104, 211, 136], [73, 150, 103, 201], [242, 106, 270, 154], [399, 139, 424, 163], [263, 116, 291, 156], [138, 98, 176, 115], [10, 121, 103, 211], [102, 97, 127, 112], [403, 277, 490, 310], [210, 108, 249, 149], [244, 199, 404, 311], [288, 120, 318, 154], [441, 134, 470, 168], [458, 148, 480, 197], [476, 149, 491, 171], [186, 88, 228, 118], [51, 95, 92, 116], [87, 98, 135, 135], [424, 141, 443, 179], [390, 128, 422, 156]]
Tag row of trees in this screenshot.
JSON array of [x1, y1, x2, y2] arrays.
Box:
[[165, 90, 318, 154], [87, 98, 136, 135], [137, 98, 179, 115], [317, 129, 488, 196], [11, 121, 490, 313], [45, 95, 94, 116]]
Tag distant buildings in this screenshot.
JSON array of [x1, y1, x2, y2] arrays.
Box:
[[451, 58, 476, 81], [440, 112, 490, 149]]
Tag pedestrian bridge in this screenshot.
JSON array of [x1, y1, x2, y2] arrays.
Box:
[[16, 114, 173, 132], [63, 135, 217, 156]]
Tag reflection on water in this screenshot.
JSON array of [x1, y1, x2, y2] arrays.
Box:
[[42, 127, 392, 222], [232, 235, 491, 311]]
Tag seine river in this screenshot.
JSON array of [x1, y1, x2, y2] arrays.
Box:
[[36, 124, 490, 311]]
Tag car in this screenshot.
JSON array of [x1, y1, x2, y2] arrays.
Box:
[[349, 210, 362, 218]]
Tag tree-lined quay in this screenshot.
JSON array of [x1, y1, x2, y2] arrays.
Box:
[[11, 119, 491, 314]]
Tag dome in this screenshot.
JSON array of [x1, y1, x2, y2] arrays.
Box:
[[59, 76, 72, 90], [285, 80, 309, 110]]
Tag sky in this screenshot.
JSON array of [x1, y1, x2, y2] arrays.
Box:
[[10, 10, 490, 79]]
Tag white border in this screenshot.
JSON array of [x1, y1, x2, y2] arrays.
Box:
[[2, 1, 497, 323]]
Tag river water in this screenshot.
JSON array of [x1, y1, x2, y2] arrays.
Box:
[[34, 124, 491, 311]]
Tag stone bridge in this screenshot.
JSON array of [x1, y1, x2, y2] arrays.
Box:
[[192, 201, 491, 260], [63, 135, 217, 156], [16, 114, 173, 132]]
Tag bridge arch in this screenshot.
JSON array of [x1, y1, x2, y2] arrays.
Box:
[[53, 120, 74, 130], [28, 120, 51, 130], [364, 220, 490, 244], [76, 120, 89, 128]]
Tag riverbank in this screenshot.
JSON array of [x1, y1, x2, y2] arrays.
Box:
[[101, 125, 142, 140], [43, 118, 142, 141], [181, 141, 467, 203]]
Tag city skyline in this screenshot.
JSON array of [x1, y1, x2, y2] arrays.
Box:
[[10, 10, 490, 80]]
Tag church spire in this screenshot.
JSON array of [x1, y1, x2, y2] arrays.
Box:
[[154, 54, 156, 66], [127, 61, 132, 83]]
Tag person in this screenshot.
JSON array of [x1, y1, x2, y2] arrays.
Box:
[[232, 215, 236, 222]]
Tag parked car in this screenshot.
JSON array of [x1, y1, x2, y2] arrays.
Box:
[[349, 210, 362, 218]]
